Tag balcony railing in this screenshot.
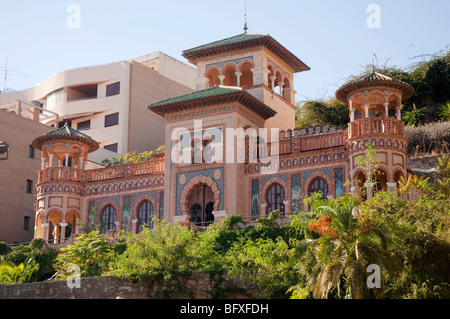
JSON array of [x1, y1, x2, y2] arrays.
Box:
[[38, 157, 165, 184], [347, 117, 405, 139], [255, 131, 346, 158]]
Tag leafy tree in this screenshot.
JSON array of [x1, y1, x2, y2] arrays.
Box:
[[438, 101, 450, 121], [0, 259, 39, 284], [52, 231, 116, 279], [293, 195, 399, 299], [3, 239, 57, 282], [296, 98, 349, 129], [109, 218, 196, 282], [226, 237, 301, 299], [402, 104, 427, 127]]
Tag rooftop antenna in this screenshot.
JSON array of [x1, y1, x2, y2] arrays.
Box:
[[2, 58, 7, 93], [243, 0, 248, 33]]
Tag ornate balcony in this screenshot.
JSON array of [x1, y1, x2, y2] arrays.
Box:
[[347, 117, 405, 140], [38, 158, 165, 184]]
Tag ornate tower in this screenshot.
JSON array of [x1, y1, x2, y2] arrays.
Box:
[[148, 31, 309, 225], [31, 123, 99, 244], [336, 72, 414, 198], [181, 32, 310, 131]]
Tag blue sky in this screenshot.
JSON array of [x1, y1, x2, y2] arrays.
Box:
[[1, 0, 449, 103]]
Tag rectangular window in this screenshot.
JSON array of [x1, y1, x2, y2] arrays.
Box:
[[106, 82, 120, 97], [46, 88, 64, 108], [28, 145, 35, 159], [105, 112, 119, 127], [104, 143, 118, 153], [23, 216, 30, 231], [77, 119, 91, 131], [26, 179, 33, 194]]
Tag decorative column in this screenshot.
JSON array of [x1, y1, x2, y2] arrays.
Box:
[[59, 223, 68, 243], [277, 82, 284, 96], [132, 219, 138, 234], [269, 75, 276, 90], [235, 71, 242, 87], [386, 182, 398, 195], [42, 223, 49, 242], [384, 102, 389, 117], [364, 103, 370, 118], [65, 153, 69, 167], [218, 75, 225, 86], [49, 154, 54, 167], [365, 182, 374, 200], [395, 106, 401, 120]]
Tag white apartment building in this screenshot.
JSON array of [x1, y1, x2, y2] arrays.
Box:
[[0, 52, 196, 166]]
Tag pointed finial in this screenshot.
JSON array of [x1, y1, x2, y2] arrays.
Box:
[[243, 0, 248, 33]]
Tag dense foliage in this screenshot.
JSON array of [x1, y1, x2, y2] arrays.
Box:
[[1, 158, 448, 299], [102, 145, 165, 167], [296, 47, 450, 127]]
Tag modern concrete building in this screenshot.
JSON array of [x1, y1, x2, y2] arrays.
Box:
[[0, 111, 52, 243], [0, 52, 196, 165], [0, 52, 196, 243]]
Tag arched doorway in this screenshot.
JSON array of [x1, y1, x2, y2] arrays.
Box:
[[266, 182, 285, 215], [188, 184, 215, 226], [308, 177, 329, 199]]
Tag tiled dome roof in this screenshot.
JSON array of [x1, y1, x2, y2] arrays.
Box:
[[32, 123, 99, 152], [336, 72, 414, 103]]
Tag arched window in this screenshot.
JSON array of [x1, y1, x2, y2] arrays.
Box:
[[101, 205, 116, 233], [308, 177, 329, 199], [266, 183, 285, 215], [239, 62, 254, 88], [223, 65, 237, 86], [206, 68, 220, 88], [138, 200, 154, 232]]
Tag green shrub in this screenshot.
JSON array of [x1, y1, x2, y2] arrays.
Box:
[[52, 231, 116, 279]]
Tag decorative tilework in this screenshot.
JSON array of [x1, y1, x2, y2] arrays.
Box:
[[251, 179, 259, 219], [261, 174, 288, 191], [303, 168, 332, 184], [97, 196, 121, 210], [334, 168, 344, 198], [291, 173, 302, 212], [206, 56, 254, 69], [133, 191, 158, 207], [176, 167, 225, 216]]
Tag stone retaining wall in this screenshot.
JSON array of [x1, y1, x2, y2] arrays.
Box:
[[0, 272, 256, 299]]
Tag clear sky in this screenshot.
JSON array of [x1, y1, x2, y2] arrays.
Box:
[[1, 0, 449, 104]]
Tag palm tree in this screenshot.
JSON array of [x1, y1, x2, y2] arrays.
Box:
[[297, 195, 398, 299], [402, 104, 427, 127], [438, 102, 450, 121]]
